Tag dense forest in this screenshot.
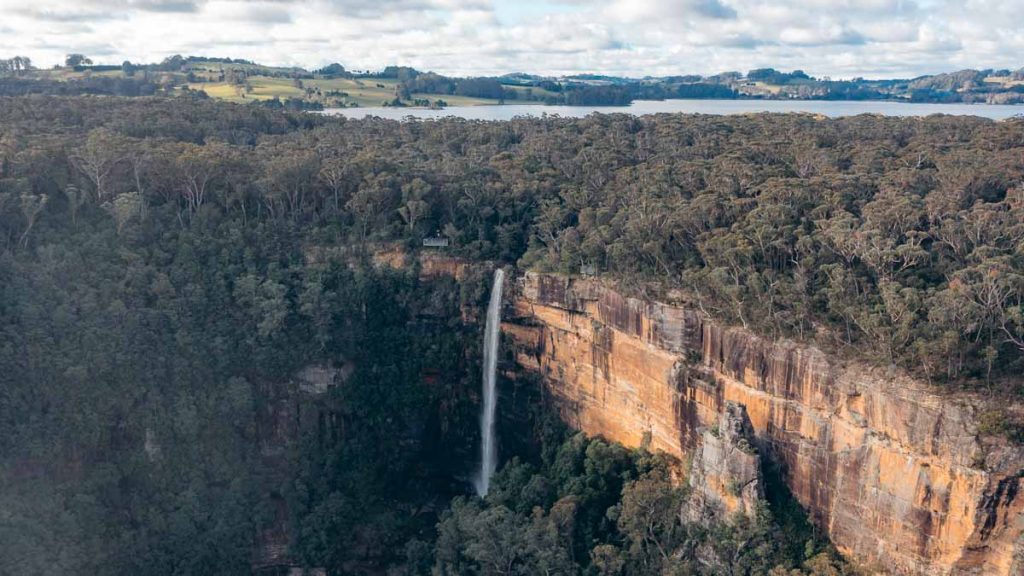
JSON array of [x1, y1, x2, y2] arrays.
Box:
[[4, 95, 1018, 385], [0, 95, 1021, 574]]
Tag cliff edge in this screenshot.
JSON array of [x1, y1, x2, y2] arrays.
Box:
[[504, 272, 1024, 575]]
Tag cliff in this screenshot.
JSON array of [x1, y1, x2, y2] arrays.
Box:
[[305, 243, 478, 282], [371, 246, 478, 281], [505, 272, 1024, 575], [686, 401, 765, 524]]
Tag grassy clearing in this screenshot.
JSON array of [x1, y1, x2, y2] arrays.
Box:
[[306, 77, 502, 107], [187, 82, 246, 101], [189, 76, 503, 107], [306, 77, 400, 106], [984, 76, 1024, 88], [190, 77, 305, 103], [245, 77, 305, 100]]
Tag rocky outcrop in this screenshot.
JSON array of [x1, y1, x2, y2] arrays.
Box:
[[505, 272, 1024, 576], [372, 246, 478, 281], [305, 242, 479, 282], [686, 402, 764, 524]]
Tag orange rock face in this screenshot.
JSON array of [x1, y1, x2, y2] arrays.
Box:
[[506, 272, 1024, 576], [307, 243, 477, 282], [373, 246, 476, 280]]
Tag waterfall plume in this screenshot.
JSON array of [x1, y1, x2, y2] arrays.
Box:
[[474, 268, 504, 497]]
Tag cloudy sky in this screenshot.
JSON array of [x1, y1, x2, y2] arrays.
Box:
[[1, 0, 1021, 78]]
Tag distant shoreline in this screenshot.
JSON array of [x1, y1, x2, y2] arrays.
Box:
[[348, 94, 1019, 110], [321, 98, 1024, 121]]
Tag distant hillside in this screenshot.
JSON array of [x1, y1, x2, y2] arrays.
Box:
[[1, 54, 1022, 107]]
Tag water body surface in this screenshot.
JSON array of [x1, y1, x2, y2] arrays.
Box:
[[324, 99, 1024, 121]]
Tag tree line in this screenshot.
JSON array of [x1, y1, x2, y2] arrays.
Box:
[[2, 96, 1023, 389]]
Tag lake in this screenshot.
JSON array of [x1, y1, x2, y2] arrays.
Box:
[[323, 99, 1024, 121]]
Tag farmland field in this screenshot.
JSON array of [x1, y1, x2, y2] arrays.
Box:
[[8, 62, 539, 108], [188, 75, 505, 107], [188, 76, 305, 102]]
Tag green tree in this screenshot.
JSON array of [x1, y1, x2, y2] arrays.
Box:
[[65, 53, 93, 67]]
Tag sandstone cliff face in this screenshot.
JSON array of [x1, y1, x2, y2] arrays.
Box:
[[686, 402, 765, 524], [372, 247, 477, 281], [506, 272, 1024, 576], [306, 243, 477, 281]]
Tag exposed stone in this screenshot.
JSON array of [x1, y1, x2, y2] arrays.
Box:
[[296, 364, 338, 395], [419, 252, 475, 281], [505, 272, 1024, 576], [371, 245, 478, 280], [305, 242, 478, 281], [687, 401, 764, 524]]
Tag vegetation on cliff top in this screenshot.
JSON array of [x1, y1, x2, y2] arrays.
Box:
[[4, 95, 1021, 389]]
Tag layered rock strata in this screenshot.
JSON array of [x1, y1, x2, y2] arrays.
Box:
[[504, 272, 1024, 576]]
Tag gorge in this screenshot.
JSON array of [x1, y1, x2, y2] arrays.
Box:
[[367, 245, 1024, 574], [4, 96, 1024, 576]]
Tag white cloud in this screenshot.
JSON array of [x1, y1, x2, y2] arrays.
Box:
[[0, 0, 1020, 78]]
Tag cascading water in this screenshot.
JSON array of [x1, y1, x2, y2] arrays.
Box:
[[474, 268, 504, 497]]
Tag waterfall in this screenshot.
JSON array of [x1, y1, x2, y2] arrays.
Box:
[[474, 268, 504, 497]]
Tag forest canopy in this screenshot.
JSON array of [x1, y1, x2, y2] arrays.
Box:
[[2, 95, 1022, 387]]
